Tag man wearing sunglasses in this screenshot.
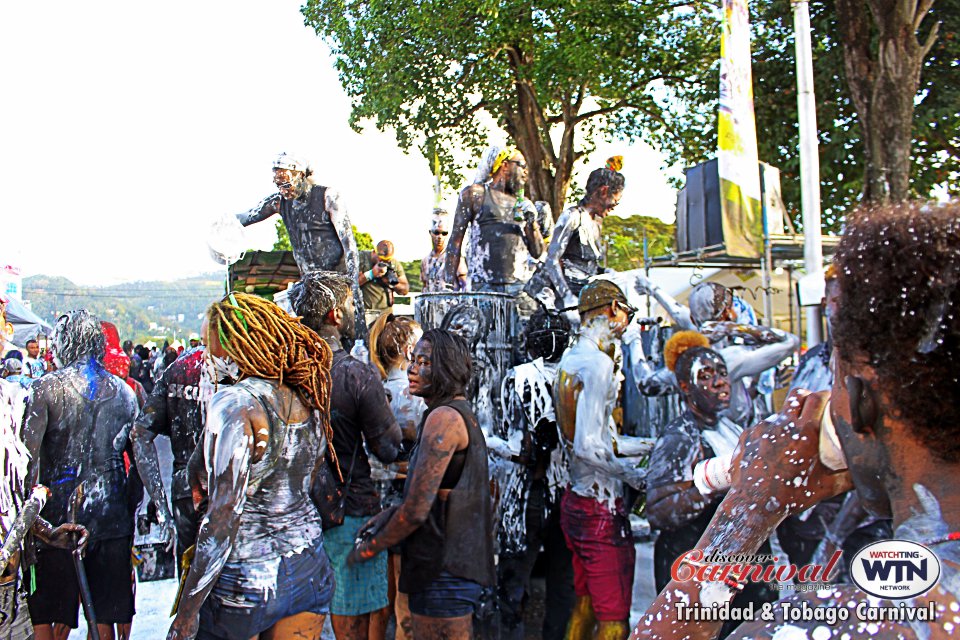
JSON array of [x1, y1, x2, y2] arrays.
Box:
[[443, 148, 551, 295], [553, 280, 653, 640], [420, 210, 466, 293]]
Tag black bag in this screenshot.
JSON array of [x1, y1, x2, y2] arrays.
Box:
[[311, 440, 360, 530]]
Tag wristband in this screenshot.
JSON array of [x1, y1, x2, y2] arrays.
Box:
[[365, 269, 375, 281], [693, 453, 733, 496]]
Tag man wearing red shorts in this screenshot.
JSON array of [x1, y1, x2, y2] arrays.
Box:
[[554, 281, 653, 640]]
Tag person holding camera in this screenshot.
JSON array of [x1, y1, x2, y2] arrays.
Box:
[[359, 240, 410, 327]]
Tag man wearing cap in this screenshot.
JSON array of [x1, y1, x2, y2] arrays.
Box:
[[359, 240, 409, 326], [237, 152, 367, 338], [443, 148, 550, 295], [421, 209, 466, 293], [554, 280, 653, 640]]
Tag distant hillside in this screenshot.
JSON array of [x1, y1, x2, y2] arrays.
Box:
[[23, 274, 226, 344]]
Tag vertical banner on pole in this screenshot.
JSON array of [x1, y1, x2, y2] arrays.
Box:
[[718, 0, 763, 258]]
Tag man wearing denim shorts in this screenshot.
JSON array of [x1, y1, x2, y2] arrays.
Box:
[[554, 281, 653, 640], [290, 271, 401, 639]]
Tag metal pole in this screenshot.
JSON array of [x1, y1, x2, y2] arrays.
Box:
[[792, 0, 823, 346]]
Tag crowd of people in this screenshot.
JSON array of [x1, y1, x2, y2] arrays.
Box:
[[0, 148, 956, 640]]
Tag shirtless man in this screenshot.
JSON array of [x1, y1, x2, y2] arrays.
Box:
[[525, 157, 624, 319], [632, 201, 960, 640], [23, 310, 139, 640], [236, 152, 367, 338], [443, 148, 549, 294], [554, 280, 654, 640]]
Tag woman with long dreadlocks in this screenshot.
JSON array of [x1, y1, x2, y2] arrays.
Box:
[[168, 293, 336, 640]]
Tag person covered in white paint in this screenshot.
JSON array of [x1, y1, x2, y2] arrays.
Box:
[[632, 277, 799, 427], [645, 331, 777, 639], [632, 201, 960, 640], [443, 147, 551, 295], [524, 157, 625, 321], [236, 152, 368, 339], [554, 280, 653, 640], [167, 293, 335, 640], [493, 308, 575, 640], [420, 209, 466, 293]]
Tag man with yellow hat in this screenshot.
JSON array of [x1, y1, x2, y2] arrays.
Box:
[[443, 147, 551, 294]]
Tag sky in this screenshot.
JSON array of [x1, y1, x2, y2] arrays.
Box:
[[1, 0, 682, 287]]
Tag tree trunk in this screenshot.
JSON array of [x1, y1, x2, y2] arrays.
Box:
[[836, 0, 940, 202]]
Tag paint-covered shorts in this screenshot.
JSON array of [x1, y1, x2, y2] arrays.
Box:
[[323, 514, 390, 615], [405, 570, 484, 618], [560, 491, 635, 621], [197, 537, 334, 640]]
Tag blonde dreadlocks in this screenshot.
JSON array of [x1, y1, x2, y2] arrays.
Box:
[[206, 292, 341, 476]]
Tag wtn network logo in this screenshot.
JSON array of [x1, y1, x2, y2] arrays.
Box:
[[851, 540, 941, 599]]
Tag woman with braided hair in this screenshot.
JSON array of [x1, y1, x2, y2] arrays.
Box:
[[168, 293, 336, 640]]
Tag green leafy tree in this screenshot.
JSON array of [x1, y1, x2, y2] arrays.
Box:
[[666, 0, 957, 230], [272, 220, 374, 253], [400, 260, 422, 293], [603, 215, 675, 271], [303, 0, 718, 217], [353, 225, 374, 252], [272, 219, 292, 251]]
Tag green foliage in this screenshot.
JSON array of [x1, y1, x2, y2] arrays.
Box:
[[663, 0, 958, 232], [604, 215, 675, 271], [272, 219, 292, 251], [400, 260, 422, 293], [23, 274, 225, 344], [353, 225, 374, 252], [303, 0, 720, 214]]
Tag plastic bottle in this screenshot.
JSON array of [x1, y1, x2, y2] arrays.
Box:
[[350, 339, 369, 364]]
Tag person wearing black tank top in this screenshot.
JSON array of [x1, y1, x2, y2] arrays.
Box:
[[348, 329, 494, 640]]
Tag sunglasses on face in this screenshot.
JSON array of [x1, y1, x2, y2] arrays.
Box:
[[430, 230, 449, 236]]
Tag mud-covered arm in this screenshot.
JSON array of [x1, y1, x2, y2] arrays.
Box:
[[22, 378, 56, 487], [236, 193, 281, 227], [358, 365, 402, 464], [520, 199, 546, 259], [131, 425, 175, 541], [634, 272, 695, 330], [444, 187, 477, 285], [573, 363, 646, 488], [169, 388, 256, 639], [646, 433, 715, 531], [540, 209, 579, 308], [721, 329, 800, 383], [350, 406, 465, 562]]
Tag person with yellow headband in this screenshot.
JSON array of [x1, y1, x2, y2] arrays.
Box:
[[359, 240, 410, 326], [443, 147, 551, 295]]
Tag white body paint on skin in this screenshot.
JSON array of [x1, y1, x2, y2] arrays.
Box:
[[560, 317, 651, 510], [0, 380, 29, 533]]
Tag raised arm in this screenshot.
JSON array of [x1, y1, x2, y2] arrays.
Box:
[[168, 387, 256, 640], [634, 271, 696, 331], [235, 193, 281, 227], [348, 406, 467, 563], [444, 186, 478, 286], [720, 329, 800, 383]]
